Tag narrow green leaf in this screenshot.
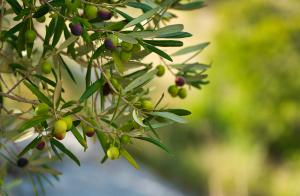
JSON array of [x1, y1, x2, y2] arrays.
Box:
[[127, 2, 152, 12], [115, 33, 138, 44], [95, 129, 108, 153], [33, 74, 63, 91], [128, 24, 184, 39], [156, 32, 192, 39], [124, 70, 157, 92], [172, 1, 205, 10], [60, 100, 77, 110], [120, 148, 140, 169], [50, 139, 81, 166], [52, 16, 65, 47], [172, 42, 210, 56], [6, 0, 22, 14], [63, 106, 83, 116], [143, 40, 183, 47], [79, 78, 104, 103], [135, 136, 172, 154], [23, 81, 52, 106], [171, 63, 210, 71], [132, 110, 147, 127], [145, 120, 160, 139], [162, 109, 192, 116], [112, 51, 125, 74], [33, 4, 50, 18], [18, 137, 42, 157], [114, 9, 143, 30], [124, 7, 160, 28], [142, 43, 173, 61], [18, 115, 49, 133], [154, 24, 184, 37], [53, 80, 62, 109], [150, 111, 187, 123], [70, 126, 87, 149], [57, 36, 78, 53], [91, 45, 105, 60], [59, 55, 77, 83]]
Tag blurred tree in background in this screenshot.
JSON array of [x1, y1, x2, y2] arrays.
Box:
[[136, 0, 300, 195]]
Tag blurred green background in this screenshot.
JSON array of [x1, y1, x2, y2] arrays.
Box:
[[5, 0, 300, 195], [136, 0, 300, 195]]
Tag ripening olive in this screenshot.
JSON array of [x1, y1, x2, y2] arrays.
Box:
[[53, 120, 67, 140], [36, 140, 46, 150], [175, 76, 185, 87], [156, 65, 165, 77], [83, 125, 95, 137], [103, 82, 111, 96], [109, 34, 119, 46], [168, 85, 178, 97], [107, 146, 119, 160], [104, 38, 115, 50], [69, 23, 83, 36], [98, 8, 113, 20]]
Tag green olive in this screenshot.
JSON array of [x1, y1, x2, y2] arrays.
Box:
[[156, 65, 165, 77], [120, 135, 131, 144], [25, 30, 36, 43], [168, 85, 178, 97], [41, 61, 52, 74], [107, 146, 119, 160], [178, 87, 187, 99], [62, 116, 73, 130], [141, 100, 153, 111], [132, 44, 141, 52], [35, 103, 49, 115], [120, 51, 132, 62], [84, 5, 98, 19], [121, 42, 133, 52]]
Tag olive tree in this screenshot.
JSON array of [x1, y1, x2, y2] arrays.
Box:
[[0, 0, 209, 194]]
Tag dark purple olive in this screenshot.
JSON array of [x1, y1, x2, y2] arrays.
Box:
[[36, 140, 46, 150], [17, 157, 29, 168], [175, 76, 185, 87], [69, 23, 83, 36], [98, 8, 113, 20], [104, 38, 116, 50], [103, 82, 111, 96]]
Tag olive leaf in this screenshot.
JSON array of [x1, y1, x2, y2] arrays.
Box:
[[50, 139, 81, 166], [120, 148, 140, 169], [124, 7, 160, 28], [150, 111, 187, 123], [172, 42, 210, 56]]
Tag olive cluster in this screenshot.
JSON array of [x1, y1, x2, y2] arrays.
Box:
[[154, 65, 188, 99]]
